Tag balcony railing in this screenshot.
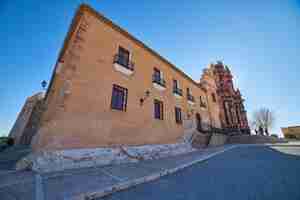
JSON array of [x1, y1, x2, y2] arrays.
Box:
[[113, 54, 134, 71], [200, 101, 206, 108], [152, 75, 166, 87], [187, 94, 195, 102], [173, 87, 183, 96]]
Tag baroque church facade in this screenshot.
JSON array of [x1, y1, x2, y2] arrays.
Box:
[[202, 62, 249, 133]]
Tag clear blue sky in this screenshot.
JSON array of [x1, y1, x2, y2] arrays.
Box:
[[1, 0, 300, 137]]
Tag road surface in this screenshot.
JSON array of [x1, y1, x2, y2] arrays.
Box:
[[99, 145, 300, 200]]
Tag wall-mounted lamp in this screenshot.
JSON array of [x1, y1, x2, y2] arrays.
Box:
[[140, 90, 150, 106]]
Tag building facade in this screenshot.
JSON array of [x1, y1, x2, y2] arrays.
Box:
[[281, 126, 300, 139], [27, 4, 249, 150], [201, 62, 249, 133]]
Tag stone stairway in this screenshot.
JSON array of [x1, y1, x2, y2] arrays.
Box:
[[227, 134, 287, 144], [0, 145, 31, 171], [181, 119, 211, 148]]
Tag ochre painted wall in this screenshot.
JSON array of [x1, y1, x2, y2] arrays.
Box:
[[31, 7, 221, 150]]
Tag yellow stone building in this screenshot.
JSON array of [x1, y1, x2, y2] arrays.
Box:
[[281, 126, 300, 139], [10, 4, 250, 151]]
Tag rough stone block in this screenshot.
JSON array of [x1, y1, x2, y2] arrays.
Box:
[[16, 143, 196, 173], [209, 133, 228, 147]]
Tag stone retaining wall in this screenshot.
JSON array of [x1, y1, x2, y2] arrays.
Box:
[[191, 133, 211, 148], [209, 133, 228, 147], [16, 143, 195, 173]]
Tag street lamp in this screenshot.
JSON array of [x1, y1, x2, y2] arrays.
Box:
[[41, 80, 47, 90]]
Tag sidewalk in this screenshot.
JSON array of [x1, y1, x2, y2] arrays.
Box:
[[0, 145, 237, 200]]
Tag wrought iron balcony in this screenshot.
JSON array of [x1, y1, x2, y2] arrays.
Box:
[[187, 94, 195, 102], [200, 101, 206, 108], [173, 87, 183, 96], [152, 75, 166, 87], [113, 54, 134, 71]]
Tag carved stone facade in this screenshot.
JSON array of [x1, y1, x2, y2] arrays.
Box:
[[201, 62, 250, 134]]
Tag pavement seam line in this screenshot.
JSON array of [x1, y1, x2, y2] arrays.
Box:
[[0, 170, 18, 175], [100, 169, 125, 182], [35, 174, 44, 200], [0, 178, 34, 188], [79, 145, 238, 200]]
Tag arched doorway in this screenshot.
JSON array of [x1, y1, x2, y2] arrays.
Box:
[[195, 113, 202, 132]]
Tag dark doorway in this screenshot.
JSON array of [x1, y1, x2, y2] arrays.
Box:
[[196, 113, 202, 132]]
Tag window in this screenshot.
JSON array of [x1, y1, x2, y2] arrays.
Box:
[[154, 99, 163, 120], [200, 96, 206, 108], [113, 46, 134, 71], [173, 79, 178, 89], [111, 84, 128, 111], [187, 88, 190, 95], [187, 88, 195, 102], [152, 68, 166, 87], [173, 79, 182, 96], [175, 107, 182, 124], [118, 46, 130, 66], [212, 93, 216, 102], [113, 46, 134, 75], [153, 68, 160, 79]]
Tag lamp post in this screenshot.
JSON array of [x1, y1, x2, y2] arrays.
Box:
[[41, 80, 47, 91]]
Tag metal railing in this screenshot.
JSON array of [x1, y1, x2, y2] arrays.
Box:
[[152, 75, 166, 87], [200, 102, 206, 108], [187, 94, 195, 102], [173, 87, 183, 96], [113, 54, 134, 71]]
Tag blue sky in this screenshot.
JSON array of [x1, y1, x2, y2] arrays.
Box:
[[1, 0, 300, 137]]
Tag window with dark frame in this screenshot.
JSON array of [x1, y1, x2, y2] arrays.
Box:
[[200, 96, 206, 108], [111, 84, 128, 111], [173, 79, 178, 89], [154, 99, 163, 120], [187, 88, 190, 95], [152, 68, 166, 87], [173, 79, 182, 96], [118, 46, 130, 67], [153, 68, 161, 83], [187, 87, 195, 102], [212, 93, 216, 102], [175, 107, 182, 124]]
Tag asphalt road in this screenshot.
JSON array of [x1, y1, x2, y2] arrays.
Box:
[[99, 146, 300, 200]]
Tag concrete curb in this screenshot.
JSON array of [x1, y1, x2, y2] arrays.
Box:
[[76, 145, 238, 200], [268, 144, 300, 147]]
